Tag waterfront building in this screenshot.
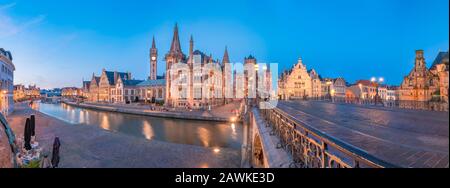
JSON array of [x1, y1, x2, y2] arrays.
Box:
[[61, 87, 82, 98], [83, 24, 273, 108], [114, 77, 144, 103], [399, 50, 449, 110], [278, 58, 312, 100], [136, 79, 166, 103], [13, 84, 26, 102], [24, 85, 41, 99], [81, 81, 91, 99], [88, 74, 101, 102], [164, 24, 228, 109], [0, 48, 15, 115], [97, 69, 132, 103], [40, 88, 61, 98]]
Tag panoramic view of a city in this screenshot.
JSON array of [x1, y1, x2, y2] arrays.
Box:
[[0, 0, 449, 185]]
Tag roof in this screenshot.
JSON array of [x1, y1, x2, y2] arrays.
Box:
[[430, 51, 449, 70], [222, 46, 230, 63], [122, 80, 144, 86], [137, 79, 166, 87], [0, 48, 13, 61], [169, 23, 182, 54], [245, 55, 256, 60], [355, 80, 378, 87], [104, 71, 130, 85], [190, 50, 216, 64], [94, 76, 100, 84]]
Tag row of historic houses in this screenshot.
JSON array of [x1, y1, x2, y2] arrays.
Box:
[[278, 58, 347, 101], [80, 24, 448, 111], [82, 24, 272, 109], [278, 49, 449, 111]]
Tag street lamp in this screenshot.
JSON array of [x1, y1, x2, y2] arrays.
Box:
[[326, 81, 332, 101], [371, 77, 384, 105]]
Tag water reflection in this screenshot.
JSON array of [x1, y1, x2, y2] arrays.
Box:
[[197, 127, 211, 147], [100, 114, 110, 131], [142, 120, 154, 140], [36, 102, 243, 149]]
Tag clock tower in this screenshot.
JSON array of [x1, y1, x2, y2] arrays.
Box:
[[150, 36, 158, 80]]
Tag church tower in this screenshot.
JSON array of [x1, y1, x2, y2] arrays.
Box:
[[150, 36, 158, 80], [165, 23, 186, 106], [222, 46, 232, 100]]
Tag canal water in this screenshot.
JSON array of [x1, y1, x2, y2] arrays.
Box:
[[35, 102, 244, 150]]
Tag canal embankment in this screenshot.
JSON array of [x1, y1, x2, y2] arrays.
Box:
[[6, 102, 241, 168], [63, 101, 240, 122]]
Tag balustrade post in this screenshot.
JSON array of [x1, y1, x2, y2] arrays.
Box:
[[353, 160, 360, 168], [321, 142, 327, 168]]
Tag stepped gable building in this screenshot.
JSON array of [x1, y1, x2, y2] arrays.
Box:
[[88, 69, 132, 102], [88, 74, 101, 102], [278, 58, 312, 100]]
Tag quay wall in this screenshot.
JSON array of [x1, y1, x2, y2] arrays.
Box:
[[62, 101, 230, 122]]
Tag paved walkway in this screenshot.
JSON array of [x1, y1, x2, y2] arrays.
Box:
[[6, 103, 241, 168], [277, 101, 449, 168]]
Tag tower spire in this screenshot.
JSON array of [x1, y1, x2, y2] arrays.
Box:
[[188, 34, 194, 64], [222, 46, 230, 64], [169, 23, 182, 54], [151, 35, 156, 49], [150, 35, 158, 80], [189, 35, 194, 57]]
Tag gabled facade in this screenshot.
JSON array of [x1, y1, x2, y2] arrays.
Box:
[[92, 69, 132, 103], [114, 77, 143, 103], [278, 58, 312, 100]]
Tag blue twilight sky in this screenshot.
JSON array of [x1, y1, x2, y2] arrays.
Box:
[[0, 0, 448, 89]]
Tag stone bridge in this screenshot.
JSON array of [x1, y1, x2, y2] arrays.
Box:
[[244, 100, 449, 168]]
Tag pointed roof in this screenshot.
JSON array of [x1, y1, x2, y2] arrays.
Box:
[[169, 23, 182, 53], [222, 46, 230, 63], [104, 70, 130, 85], [151, 36, 156, 49], [430, 51, 449, 70]]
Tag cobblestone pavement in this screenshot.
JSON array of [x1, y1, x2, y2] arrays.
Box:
[[6, 103, 241, 168], [277, 100, 449, 168]]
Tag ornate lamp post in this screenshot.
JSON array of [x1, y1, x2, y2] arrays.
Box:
[[371, 77, 384, 105]]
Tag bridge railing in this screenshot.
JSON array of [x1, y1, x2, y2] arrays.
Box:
[[259, 102, 397, 168]]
